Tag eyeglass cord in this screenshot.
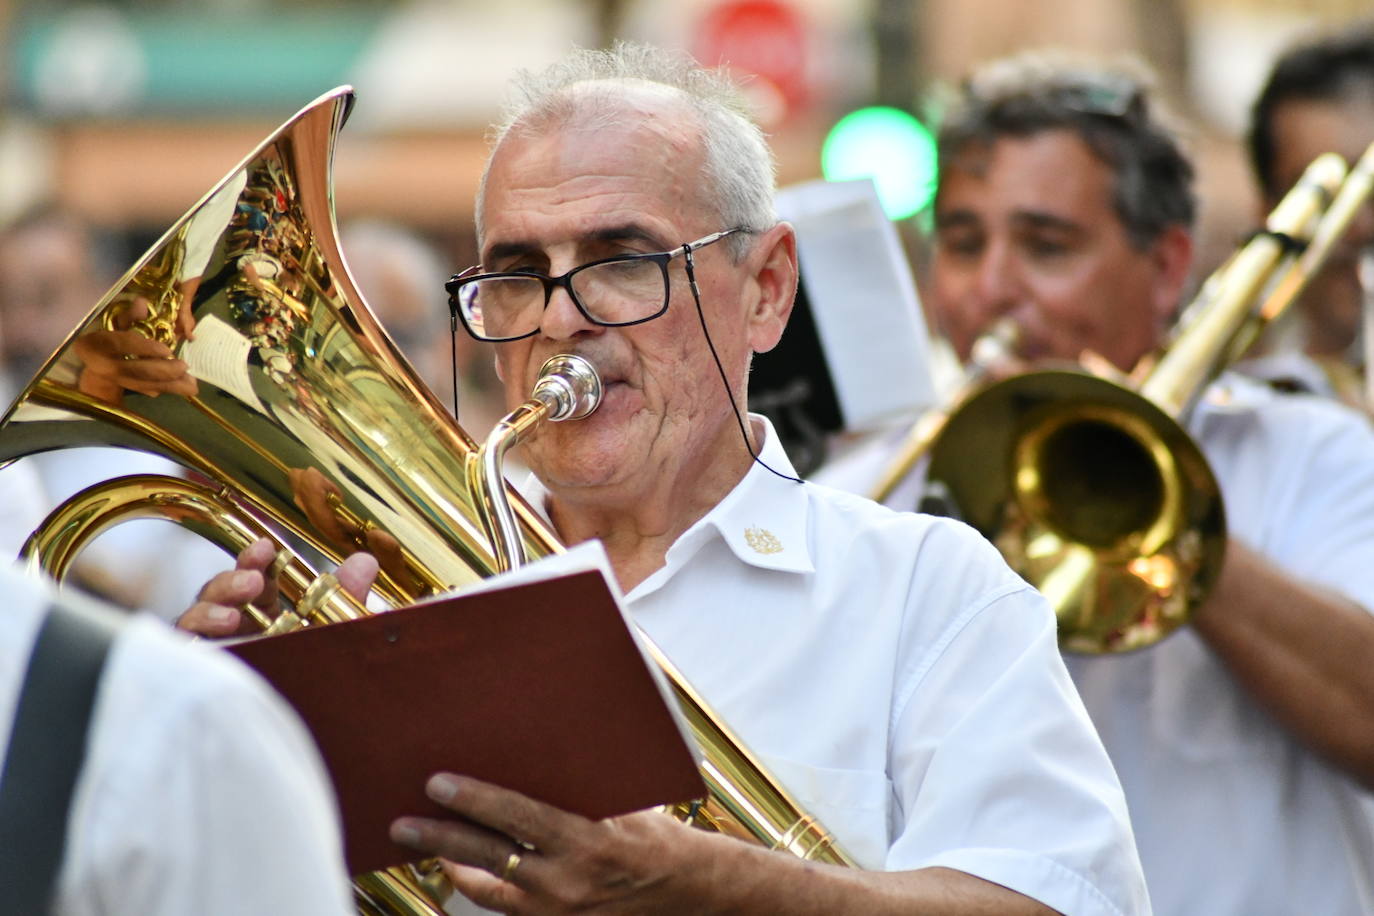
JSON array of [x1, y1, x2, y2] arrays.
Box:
[[683, 249, 802, 486], [449, 311, 461, 421]]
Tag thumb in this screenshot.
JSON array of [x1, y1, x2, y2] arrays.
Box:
[[334, 551, 380, 603]]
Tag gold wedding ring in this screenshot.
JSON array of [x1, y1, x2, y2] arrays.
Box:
[[499, 850, 523, 882]]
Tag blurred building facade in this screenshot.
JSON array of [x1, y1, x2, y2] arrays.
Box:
[[0, 0, 1367, 334]]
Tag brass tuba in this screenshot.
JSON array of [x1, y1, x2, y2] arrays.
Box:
[[0, 88, 854, 915], [919, 142, 1374, 654]]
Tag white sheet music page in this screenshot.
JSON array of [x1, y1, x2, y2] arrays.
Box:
[[180, 313, 268, 414]]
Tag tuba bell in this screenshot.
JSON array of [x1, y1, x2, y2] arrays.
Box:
[[920, 141, 1374, 654], [0, 87, 854, 914]]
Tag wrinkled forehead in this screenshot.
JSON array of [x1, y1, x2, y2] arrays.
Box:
[[938, 130, 1114, 202]]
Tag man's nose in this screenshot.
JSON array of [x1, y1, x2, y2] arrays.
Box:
[[970, 243, 1023, 320], [538, 283, 600, 341]]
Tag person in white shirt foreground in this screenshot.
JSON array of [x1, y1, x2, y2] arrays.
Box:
[[816, 51, 1374, 915], [184, 42, 1148, 915], [0, 562, 354, 915]]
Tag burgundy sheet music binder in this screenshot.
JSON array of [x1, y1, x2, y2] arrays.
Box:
[[229, 567, 704, 875]]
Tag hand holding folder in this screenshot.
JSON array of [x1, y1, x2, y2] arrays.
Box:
[[228, 543, 704, 875]]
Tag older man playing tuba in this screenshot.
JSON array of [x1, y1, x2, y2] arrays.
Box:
[[187, 44, 1147, 915]]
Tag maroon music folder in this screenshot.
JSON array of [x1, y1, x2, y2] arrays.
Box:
[[228, 563, 704, 876]]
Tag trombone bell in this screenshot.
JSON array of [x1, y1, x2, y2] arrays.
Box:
[[927, 369, 1225, 653]]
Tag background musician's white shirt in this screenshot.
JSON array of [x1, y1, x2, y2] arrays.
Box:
[[0, 564, 354, 916], [0, 458, 48, 562], [1069, 375, 1374, 916], [815, 375, 1374, 915], [501, 415, 1149, 916], [0, 375, 57, 566]]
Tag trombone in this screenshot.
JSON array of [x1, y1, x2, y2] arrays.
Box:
[[878, 142, 1374, 654]]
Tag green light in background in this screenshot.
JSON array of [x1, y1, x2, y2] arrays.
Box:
[[821, 106, 937, 221]]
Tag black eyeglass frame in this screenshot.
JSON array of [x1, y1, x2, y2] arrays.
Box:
[[445, 227, 750, 342]]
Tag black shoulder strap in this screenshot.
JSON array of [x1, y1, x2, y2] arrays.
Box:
[[0, 601, 121, 914]]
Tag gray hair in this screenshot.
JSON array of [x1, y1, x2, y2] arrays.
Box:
[[938, 51, 1196, 249], [475, 42, 777, 260]]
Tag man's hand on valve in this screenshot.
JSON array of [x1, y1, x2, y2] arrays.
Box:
[[176, 535, 379, 638], [287, 466, 422, 594]]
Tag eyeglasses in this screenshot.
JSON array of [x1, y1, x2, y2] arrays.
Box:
[[445, 228, 749, 342]]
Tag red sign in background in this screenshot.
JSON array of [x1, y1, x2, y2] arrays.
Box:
[[692, 0, 810, 126]]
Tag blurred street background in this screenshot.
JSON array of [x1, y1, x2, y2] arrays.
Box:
[[0, 0, 1367, 359]]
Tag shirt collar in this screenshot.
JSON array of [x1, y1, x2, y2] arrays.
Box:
[[514, 413, 814, 576], [695, 413, 814, 574]]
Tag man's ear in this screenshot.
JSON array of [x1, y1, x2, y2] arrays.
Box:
[[746, 222, 798, 354], [1149, 223, 1194, 331]]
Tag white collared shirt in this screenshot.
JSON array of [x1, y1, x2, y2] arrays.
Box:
[[0, 459, 47, 562], [520, 415, 1149, 915], [0, 375, 49, 563], [816, 375, 1374, 915], [0, 565, 354, 916], [1068, 376, 1374, 916]]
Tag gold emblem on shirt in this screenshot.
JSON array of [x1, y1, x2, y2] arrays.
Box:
[[744, 526, 783, 555]]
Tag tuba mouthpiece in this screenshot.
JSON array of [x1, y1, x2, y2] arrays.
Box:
[[533, 354, 602, 421]]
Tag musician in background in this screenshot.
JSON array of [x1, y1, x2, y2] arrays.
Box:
[[0, 207, 225, 617], [0, 562, 354, 915], [188, 42, 1147, 915], [816, 51, 1374, 914], [1243, 21, 1374, 410], [0, 209, 92, 571], [0, 319, 48, 561]]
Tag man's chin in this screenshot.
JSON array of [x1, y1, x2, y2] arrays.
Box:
[[523, 401, 658, 495], [527, 441, 632, 495]]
